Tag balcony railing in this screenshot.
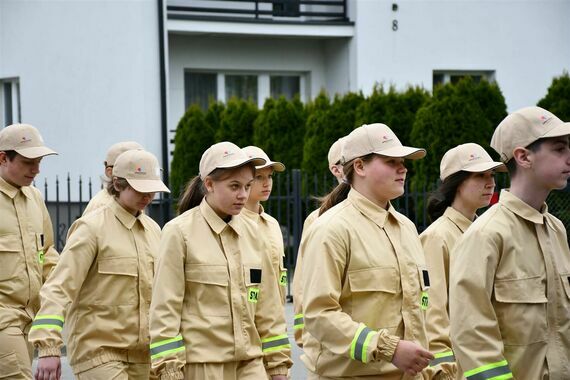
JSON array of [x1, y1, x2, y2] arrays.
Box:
[[167, 0, 349, 23]]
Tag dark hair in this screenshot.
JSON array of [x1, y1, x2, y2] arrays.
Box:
[[177, 164, 255, 215], [426, 171, 472, 223], [107, 177, 129, 197], [319, 154, 375, 215], [506, 138, 545, 177], [2, 150, 18, 161]]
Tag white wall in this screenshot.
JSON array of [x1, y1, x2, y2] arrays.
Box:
[[352, 0, 570, 112], [0, 0, 162, 200], [168, 33, 332, 136]]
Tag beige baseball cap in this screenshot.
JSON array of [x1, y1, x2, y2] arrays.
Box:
[[491, 106, 570, 162], [112, 150, 170, 193], [0, 124, 57, 159], [440, 143, 506, 181], [105, 141, 144, 166], [341, 123, 426, 164], [199, 141, 266, 179], [242, 146, 285, 172], [328, 137, 345, 168]]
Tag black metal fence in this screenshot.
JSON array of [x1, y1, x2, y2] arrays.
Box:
[[41, 171, 570, 296]]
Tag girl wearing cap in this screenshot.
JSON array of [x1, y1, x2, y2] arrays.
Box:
[[29, 150, 170, 380], [301, 123, 454, 379], [241, 146, 288, 304], [420, 143, 505, 369], [149, 142, 292, 380]]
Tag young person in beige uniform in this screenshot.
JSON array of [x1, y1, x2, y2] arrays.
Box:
[[301, 123, 455, 379], [29, 149, 169, 380], [292, 136, 346, 346], [241, 146, 288, 303], [82, 141, 143, 215], [149, 142, 292, 380], [0, 124, 59, 379], [449, 106, 570, 380], [420, 143, 505, 371]]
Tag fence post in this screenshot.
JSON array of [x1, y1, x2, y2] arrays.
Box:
[[291, 169, 302, 265]]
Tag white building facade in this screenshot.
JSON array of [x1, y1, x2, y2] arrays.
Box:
[[1, 0, 569, 198]]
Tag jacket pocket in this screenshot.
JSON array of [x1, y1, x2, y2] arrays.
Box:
[[559, 273, 570, 300], [417, 265, 430, 311], [96, 256, 139, 305], [494, 276, 547, 345], [348, 267, 401, 328], [185, 264, 230, 317], [0, 234, 22, 281], [0, 351, 21, 378], [243, 265, 262, 304]]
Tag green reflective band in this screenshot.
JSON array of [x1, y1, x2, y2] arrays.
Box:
[[38, 250, 45, 264], [350, 324, 375, 363], [31, 315, 64, 331], [261, 334, 291, 353], [279, 271, 288, 286], [465, 360, 512, 380], [429, 350, 455, 366], [150, 335, 185, 360], [248, 287, 260, 303], [421, 291, 429, 310], [293, 314, 304, 330]]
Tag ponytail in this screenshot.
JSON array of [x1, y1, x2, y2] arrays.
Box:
[[426, 171, 471, 223], [177, 176, 205, 215]]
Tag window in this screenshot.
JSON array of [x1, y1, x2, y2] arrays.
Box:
[[270, 75, 300, 100], [184, 72, 217, 111], [183, 71, 307, 110], [225, 75, 258, 103], [0, 78, 20, 127], [433, 70, 495, 88]]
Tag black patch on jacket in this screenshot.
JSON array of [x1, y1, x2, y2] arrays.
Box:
[[250, 268, 262, 283], [422, 270, 430, 287]]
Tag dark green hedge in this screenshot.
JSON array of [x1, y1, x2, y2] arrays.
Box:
[[538, 71, 570, 121]]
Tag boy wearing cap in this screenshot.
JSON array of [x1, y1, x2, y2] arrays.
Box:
[[0, 124, 59, 379], [82, 141, 143, 216], [29, 150, 169, 379], [449, 106, 570, 379], [420, 143, 505, 373], [292, 136, 346, 347]]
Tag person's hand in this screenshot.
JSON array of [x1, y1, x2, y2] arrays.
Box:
[[35, 356, 61, 380], [391, 340, 434, 376], [271, 375, 288, 380]]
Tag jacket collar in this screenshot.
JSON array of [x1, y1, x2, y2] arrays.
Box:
[[499, 189, 547, 225], [200, 198, 242, 236], [241, 204, 272, 224], [0, 176, 33, 199], [348, 188, 404, 228], [443, 206, 473, 233], [109, 198, 147, 230]]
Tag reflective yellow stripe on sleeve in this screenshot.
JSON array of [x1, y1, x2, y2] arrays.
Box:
[[293, 314, 304, 330], [349, 324, 375, 363], [150, 335, 185, 360], [464, 360, 513, 380], [429, 350, 455, 366], [31, 315, 64, 332], [261, 334, 291, 353]]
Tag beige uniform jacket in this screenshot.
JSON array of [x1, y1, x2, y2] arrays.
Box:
[[0, 177, 59, 332], [449, 190, 570, 380], [292, 208, 319, 346], [149, 199, 292, 380], [82, 187, 112, 216], [28, 200, 161, 374], [241, 205, 288, 303], [301, 189, 455, 379], [420, 207, 471, 367]]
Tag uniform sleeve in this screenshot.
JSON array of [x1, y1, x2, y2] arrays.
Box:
[[449, 228, 513, 379], [255, 242, 293, 376], [302, 226, 400, 364], [28, 219, 97, 357], [40, 199, 59, 281], [421, 231, 455, 362], [149, 223, 186, 380]]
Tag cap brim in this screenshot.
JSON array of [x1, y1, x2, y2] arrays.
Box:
[[15, 146, 58, 159], [126, 179, 170, 193], [257, 161, 285, 172], [542, 122, 570, 139], [218, 157, 266, 170], [374, 146, 426, 160], [464, 161, 507, 173]]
